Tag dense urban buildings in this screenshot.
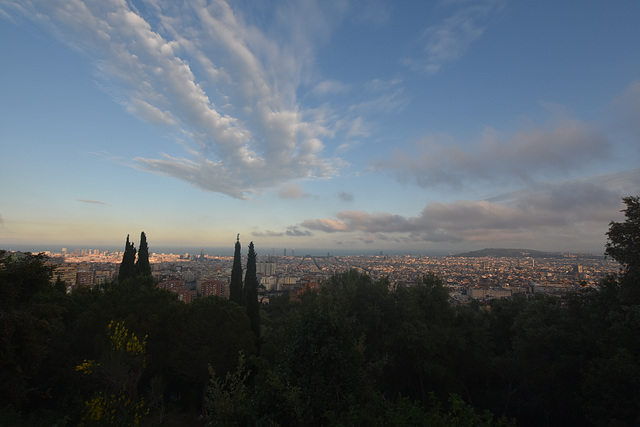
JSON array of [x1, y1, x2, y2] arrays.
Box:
[[35, 247, 620, 303]]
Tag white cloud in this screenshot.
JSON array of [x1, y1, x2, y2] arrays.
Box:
[[125, 98, 176, 126], [7, 0, 344, 198]]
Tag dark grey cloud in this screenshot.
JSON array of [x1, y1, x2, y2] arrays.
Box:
[[251, 226, 313, 238], [609, 80, 640, 143], [299, 170, 640, 249], [285, 227, 313, 237], [374, 117, 611, 189], [338, 191, 354, 202], [76, 198, 108, 205]]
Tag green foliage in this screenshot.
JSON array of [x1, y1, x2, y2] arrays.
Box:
[[0, 251, 55, 307], [583, 346, 640, 426], [160, 296, 256, 411], [383, 273, 462, 400], [0, 252, 66, 408], [421, 392, 509, 427], [274, 271, 385, 423], [510, 297, 588, 423], [77, 320, 149, 426], [202, 352, 251, 426]]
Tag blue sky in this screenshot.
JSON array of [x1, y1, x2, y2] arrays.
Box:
[[1, 0, 639, 255]]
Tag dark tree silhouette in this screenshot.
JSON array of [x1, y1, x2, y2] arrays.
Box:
[[606, 196, 640, 273], [118, 234, 136, 282], [244, 242, 260, 342], [230, 234, 243, 305], [135, 231, 152, 277], [606, 196, 640, 303]]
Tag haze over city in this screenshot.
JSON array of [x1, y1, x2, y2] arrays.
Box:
[[1, 0, 639, 255]]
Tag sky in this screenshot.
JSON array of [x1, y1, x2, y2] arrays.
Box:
[[1, 0, 639, 256]]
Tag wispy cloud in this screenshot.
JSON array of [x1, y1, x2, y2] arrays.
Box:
[[350, 78, 409, 115], [7, 0, 352, 198], [76, 198, 108, 205], [349, 0, 393, 27], [298, 170, 640, 249], [311, 79, 350, 96], [403, 0, 506, 74], [251, 230, 285, 238]]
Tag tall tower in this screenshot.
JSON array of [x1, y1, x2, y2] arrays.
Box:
[[284, 248, 287, 256], [292, 248, 295, 257]]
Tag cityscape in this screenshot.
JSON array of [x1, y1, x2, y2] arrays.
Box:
[[35, 245, 620, 304], [2, 0, 639, 424]]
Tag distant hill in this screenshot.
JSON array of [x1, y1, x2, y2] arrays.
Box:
[[451, 248, 566, 259]]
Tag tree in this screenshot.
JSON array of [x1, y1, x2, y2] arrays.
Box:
[[135, 231, 152, 278], [383, 272, 461, 401], [0, 252, 66, 408], [203, 352, 251, 426], [0, 251, 55, 306], [244, 242, 260, 343], [230, 235, 244, 305], [162, 297, 255, 412], [605, 196, 640, 303], [76, 320, 150, 426], [118, 235, 136, 283]]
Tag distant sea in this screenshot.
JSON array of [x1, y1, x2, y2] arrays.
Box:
[[4, 244, 449, 258]]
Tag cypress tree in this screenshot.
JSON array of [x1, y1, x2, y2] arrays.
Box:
[[244, 241, 260, 341], [135, 231, 151, 277], [230, 234, 244, 305], [118, 234, 136, 282]]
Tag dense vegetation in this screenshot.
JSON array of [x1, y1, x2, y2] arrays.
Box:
[[1, 196, 639, 426]]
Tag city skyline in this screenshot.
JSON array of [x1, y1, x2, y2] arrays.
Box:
[[1, 1, 639, 255]]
